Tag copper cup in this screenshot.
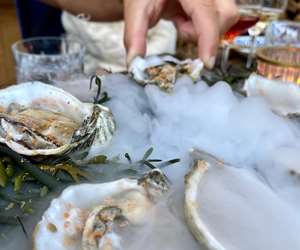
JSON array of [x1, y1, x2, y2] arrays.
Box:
[[256, 46, 300, 84]]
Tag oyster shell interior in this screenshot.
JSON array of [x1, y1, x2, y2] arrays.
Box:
[[33, 169, 170, 250], [129, 55, 203, 92], [185, 149, 300, 250], [244, 73, 300, 116], [0, 82, 115, 156]]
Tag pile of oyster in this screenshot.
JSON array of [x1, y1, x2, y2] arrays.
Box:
[[31, 149, 217, 250], [26, 55, 300, 250], [0, 82, 115, 158]]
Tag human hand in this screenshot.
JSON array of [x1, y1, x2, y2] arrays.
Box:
[[124, 0, 239, 69]]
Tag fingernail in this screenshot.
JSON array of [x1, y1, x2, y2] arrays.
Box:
[[126, 49, 139, 67], [203, 56, 216, 69]]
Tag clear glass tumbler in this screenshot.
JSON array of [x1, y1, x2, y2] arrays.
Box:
[[12, 37, 85, 83], [265, 21, 300, 46]]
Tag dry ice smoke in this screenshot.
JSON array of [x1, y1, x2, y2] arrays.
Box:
[[3, 73, 300, 249]]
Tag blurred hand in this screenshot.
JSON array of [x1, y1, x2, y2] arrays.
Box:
[[124, 0, 239, 69]]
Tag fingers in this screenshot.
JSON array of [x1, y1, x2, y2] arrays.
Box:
[[123, 1, 149, 65], [215, 0, 239, 35], [179, 0, 219, 69], [172, 15, 197, 42], [123, 0, 239, 70]]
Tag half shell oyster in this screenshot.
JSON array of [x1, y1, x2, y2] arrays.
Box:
[[185, 150, 226, 250], [185, 149, 300, 250], [33, 169, 170, 250], [129, 55, 203, 92], [244, 73, 300, 116], [0, 82, 115, 157]]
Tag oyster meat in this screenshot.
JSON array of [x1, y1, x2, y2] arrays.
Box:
[[244, 73, 300, 116], [33, 169, 170, 250], [0, 82, 115, 156], [0, 105, 79, 149], [129, 55, 203, 92]]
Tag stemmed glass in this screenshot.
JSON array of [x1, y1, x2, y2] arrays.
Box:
[[221, 0, 262, 71], [221, 0, 288, 71], [224, 0, 262, 42], [246, 0, 288, 68]]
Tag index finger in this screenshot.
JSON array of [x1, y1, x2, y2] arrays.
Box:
[[179, 0, 220, 68], [123, 1, 149, 65]]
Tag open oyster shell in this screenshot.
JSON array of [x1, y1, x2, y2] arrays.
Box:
[[33, 169, 170, 250], [0, 82, 115, 157], [244, 73, 300, 116], [129, 55, 203, 92], [185, 149, 226, 250]]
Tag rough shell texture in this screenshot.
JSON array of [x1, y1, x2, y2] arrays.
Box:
[[244, 73, 300, 116], [185, 149, 226, 250], [0, 82, 115, 156], [33, 169, 169, 250], [129, 55, 203, 92]]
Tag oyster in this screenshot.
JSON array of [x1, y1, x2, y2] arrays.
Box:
[[33, 169, 170, 250], [185, 150, 226, 250], [0, 82, 115, 156], [185, 149, 300, 250], [244, 73, 300, 116], [129, 55, 203, 92]]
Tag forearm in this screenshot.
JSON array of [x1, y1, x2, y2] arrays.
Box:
[[41, 0, 124, 21]]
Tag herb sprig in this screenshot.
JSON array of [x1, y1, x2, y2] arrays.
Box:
[[90, 75, 111, 104]]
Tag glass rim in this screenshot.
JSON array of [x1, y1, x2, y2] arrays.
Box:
[[11, 36, 86, 58], [268, 20, 300, 28], [256, 46, 300, 68]]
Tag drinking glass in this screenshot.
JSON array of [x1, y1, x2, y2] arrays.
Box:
[[261, 0, 288, 21], [12, 37, 85, 83], [224, 0, 262, 42], [265, 21, 300, 46], [221, 0, 262, 71], [246, 0, 287, 67], [221, 0, 288, 71]]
